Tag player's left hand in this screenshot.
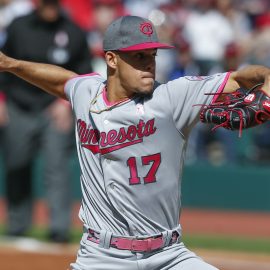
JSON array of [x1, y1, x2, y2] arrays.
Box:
[[46, 99, 73, 132], [200, 84, 270, 136]]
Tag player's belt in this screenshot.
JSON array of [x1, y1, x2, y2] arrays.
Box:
[[87, 229, 179, 252]]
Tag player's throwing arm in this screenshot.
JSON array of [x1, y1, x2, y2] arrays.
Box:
[[0, 51, 76, 99]]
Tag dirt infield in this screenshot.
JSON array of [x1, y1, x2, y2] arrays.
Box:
[[0, 242, 76, 270]]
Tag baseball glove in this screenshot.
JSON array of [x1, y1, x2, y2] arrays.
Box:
[[200, 83, 270, 137]]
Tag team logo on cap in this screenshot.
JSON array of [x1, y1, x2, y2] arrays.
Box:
[[140, 22, 153, 37]]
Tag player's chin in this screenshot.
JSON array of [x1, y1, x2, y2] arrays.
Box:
[[138, 79, 155, 94], [137, 86, 154, 96]]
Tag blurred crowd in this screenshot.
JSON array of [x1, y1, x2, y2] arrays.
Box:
[[0, 0, 270, 241], [0, 0, 269, 165]]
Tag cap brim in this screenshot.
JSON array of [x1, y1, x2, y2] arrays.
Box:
[[118, 42, 174, 51]]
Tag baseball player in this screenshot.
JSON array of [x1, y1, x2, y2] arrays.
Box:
[[0, 15, 270, 270]]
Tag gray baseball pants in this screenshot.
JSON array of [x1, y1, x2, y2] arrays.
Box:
[[70, 228, 219, 270]]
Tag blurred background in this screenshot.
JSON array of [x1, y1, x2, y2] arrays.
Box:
[[0, 0, 269, 269]]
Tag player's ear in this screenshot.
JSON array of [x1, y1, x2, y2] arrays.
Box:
[[104, 51, 118, 69]]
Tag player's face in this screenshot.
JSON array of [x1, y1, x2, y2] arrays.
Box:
[[115, 49, 157, 96]]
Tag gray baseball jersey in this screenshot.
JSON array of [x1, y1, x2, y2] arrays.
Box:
[[65, 72, 230, 237]]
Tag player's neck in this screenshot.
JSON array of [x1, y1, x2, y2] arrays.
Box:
[[106, 79, 135, 103]]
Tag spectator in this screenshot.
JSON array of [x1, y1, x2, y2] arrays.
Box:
[[251, 121, 270, 163], [166, 36, 200, 164], [216, 0, 252, 43], [0, 0, 33, 47], [168, 37, 200, 80], [145, 3, 181, 82], [183, 0, 234, 75], [60, 0, 94, 31], [245, 11, 270, 67], [244, 10, 270, 164], [87, 0, 127, 77], [0, 0, 33, 31], [124, 0, 169, 18], [0, 0, 92, 242], [237, 0, 269, 29], [190, 43, 244, 165]]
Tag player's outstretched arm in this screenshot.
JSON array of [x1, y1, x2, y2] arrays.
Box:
[[0, 51, 77, 99], [223, 65, 270, 95]]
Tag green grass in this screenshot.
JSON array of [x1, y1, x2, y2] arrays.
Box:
[[0, 225, 269, 254], [183, 233, 270, 254], [0, 224, 83, 243]]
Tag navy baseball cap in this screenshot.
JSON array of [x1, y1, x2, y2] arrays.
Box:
[[103, 15, 174, 51]]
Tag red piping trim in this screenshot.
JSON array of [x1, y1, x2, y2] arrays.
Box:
[[102, 87, 115, 106], [102, 87, 131, 107], [212, 72, 232, 104]]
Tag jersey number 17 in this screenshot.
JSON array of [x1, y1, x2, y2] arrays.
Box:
[[126, 153, 161, 185]]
